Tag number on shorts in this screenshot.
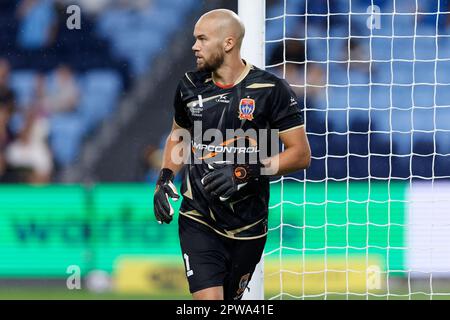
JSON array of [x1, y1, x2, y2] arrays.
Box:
[[183, 253, 194, 277]]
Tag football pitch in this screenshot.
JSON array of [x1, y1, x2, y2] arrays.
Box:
[[0, 287, 190, 300], [1, 287, 450, 300]]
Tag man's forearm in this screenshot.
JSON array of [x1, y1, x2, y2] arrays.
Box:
[[160, 134, 188, 176], [261, 147, 311, 177]]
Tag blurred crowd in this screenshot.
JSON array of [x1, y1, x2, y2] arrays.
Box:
[[14, 0, 154, 51], [0, 58, 79, 184], [0, 0, 198, 184]]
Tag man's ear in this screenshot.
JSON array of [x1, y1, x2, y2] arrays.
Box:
[[224, 37, 235, 53]]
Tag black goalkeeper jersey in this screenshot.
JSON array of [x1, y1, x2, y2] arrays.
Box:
[[173, 61, 304, 240]]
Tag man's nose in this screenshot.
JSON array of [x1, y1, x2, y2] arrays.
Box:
[[192, 41, 199, 52]]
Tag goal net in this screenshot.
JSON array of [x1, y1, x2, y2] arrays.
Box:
[[260, 0, 450, 299]]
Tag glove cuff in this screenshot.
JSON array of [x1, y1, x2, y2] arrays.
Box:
[[233, 162, 263, 182], [157, 168, 175, 185]]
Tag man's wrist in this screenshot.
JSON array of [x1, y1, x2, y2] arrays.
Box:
[[233, 162, 263, 181]]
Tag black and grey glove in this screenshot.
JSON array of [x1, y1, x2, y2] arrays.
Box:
[[153, 168, 180, 224], [201, 161, 262, 202]]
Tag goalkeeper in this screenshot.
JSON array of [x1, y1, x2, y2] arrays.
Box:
[[153, 9, 311, 300]]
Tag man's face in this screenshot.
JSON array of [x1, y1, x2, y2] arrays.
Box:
[[192, 19, 225, 72]]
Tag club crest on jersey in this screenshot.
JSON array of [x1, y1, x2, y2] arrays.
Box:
[[238, 98, 255, 121]]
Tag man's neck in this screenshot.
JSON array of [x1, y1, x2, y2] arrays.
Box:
[[212, 58, 246, 86]]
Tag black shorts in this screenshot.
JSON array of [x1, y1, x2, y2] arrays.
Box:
[[178, 214, 267, 300]]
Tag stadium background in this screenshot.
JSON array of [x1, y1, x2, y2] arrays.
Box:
[[0, 0, 449, 299]]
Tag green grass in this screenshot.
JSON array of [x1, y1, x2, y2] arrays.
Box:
[[0, 288, 191, 300], [1, 287, 450, 300]]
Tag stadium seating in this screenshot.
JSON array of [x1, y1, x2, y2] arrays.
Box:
[[8, 68, 123, 166], [2, 0, 197, 169], [96, 0, 195, 75], [9, 71, 37, 109]]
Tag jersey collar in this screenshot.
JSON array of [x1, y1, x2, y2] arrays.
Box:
[[212, 60, 252, 89]]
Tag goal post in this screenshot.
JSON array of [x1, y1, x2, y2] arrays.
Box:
[[240, 0, 450, 300], [239, 0, 266, 301]]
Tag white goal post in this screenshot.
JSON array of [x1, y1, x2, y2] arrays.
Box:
[[239, 0, 450, 301], [239, 0, 266, 301]]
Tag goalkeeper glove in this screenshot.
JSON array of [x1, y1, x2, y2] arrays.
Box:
[[153, 168, 180, 224], [201, 161, 263, 202]]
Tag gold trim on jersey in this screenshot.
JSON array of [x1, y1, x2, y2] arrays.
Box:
[[179, 211, 267, 240], [212, 61, 253, 88], [246, 83, 275, 89], [183, 170, 193, 200], [209, 208, 216, 221], [181, 209, 203, 217], [279, 124, 305, 134], [224, 218, 264, 237], [185, 72, 196, 87]]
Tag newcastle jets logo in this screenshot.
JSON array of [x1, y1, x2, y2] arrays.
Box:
[[238, 98, 255, 121]]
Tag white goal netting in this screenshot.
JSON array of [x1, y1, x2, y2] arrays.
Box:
[[263, 0, 450, 300]]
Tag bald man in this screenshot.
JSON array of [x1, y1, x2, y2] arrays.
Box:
[[153, 9, 311, 300]]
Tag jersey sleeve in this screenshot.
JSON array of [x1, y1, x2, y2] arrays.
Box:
[[268, 78, 305, 133], [173, 81, 192, 128]]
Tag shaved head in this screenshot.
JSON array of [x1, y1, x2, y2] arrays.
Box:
[[198, 9, 245, 49], [192, 9, 246, 72]]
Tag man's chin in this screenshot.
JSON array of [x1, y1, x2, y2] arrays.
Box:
[[196, 63, 213, 72]]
